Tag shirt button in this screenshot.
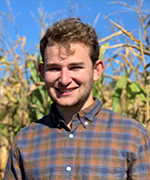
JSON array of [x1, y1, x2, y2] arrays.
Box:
[[66, 166, 71, 171], [85, 121, 88, 126], [69, 134, 74, 138]]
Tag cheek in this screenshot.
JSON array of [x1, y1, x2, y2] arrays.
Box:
[[44, 72, 57, 85], [73, 71, 93, 84]]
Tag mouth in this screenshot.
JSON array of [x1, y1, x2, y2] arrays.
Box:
[[55, 88, 77, 95]]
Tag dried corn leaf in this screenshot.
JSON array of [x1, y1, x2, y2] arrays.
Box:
[[119, 53, 132, 66], [145, 63, 150, 69], [14, 83, 22, 93], [99, 31, 123, 43], [107, 44, 150, 56], [125, 46, 130, 57], [14, 37, 26, 50], [129, 47, 143, 60], [109, 1, 135, 11], [35, 82, 45, 86], [21, 36, 26, 50], [29, 103, 45, 113], [26, 55, 37, 63], [106, 44, 125, 49], [144, 20, 150, 30], [0, 57, 12, 69], [110, 20, 148, 50], [25, 83, 38, 97]]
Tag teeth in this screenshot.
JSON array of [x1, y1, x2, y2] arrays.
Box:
[[59, 89, 73, 93]]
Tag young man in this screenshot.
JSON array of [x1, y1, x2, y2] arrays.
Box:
[[4, 18, 150, 180]]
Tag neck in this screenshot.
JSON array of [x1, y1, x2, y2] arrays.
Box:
[[56, 105, 82, 128], [56, 98, 94, 129]]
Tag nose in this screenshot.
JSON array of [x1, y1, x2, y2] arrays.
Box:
[[59, 68, 71, 86]]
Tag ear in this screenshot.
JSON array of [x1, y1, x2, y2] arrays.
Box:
[[38, 63, 44, 79], [93, 60, 104, 82]]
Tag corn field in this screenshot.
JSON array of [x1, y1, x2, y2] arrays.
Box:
[[0, 0, 150, 178]]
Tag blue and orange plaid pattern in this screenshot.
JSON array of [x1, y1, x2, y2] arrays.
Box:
[[4, 98, 150, 180]]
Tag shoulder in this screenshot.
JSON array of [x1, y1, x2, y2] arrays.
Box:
[[13, 113, 54, 144], [97, 107, 148, 136]]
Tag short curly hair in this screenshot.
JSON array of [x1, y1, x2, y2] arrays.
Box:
[[40, 18, 100, 65]]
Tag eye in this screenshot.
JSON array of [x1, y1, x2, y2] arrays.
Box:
[[47, 67, 60, 72], [70, 66, 83, 71]]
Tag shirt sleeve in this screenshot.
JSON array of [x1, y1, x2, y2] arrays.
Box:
[[3, 146, 23, 180], [128, 128, 150, 179]]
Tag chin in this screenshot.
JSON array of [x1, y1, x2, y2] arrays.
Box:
[[57, 102, 79, 108], [53, 99, 82, 108]]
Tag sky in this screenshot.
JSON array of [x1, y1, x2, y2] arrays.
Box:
[[1, 0, 150, 49], [0, 0, 150, 80], [0, 0, 123, 48]]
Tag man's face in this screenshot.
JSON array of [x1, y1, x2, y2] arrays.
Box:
[[39, 43, 103, 110]]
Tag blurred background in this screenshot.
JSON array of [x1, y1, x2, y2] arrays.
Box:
[[0, 0, 150, 178]]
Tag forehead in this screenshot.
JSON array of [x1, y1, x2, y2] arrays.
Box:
[[44, 43, 90, 61]]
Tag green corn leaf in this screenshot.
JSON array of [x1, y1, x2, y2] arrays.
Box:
[[35, 108, 44, 119], [6, 92, 17, 103], [27, 60, 38, 82], [99, 43, 109, 60], [112, 74, 128, 112], [128, 82, 146, 102], [0, 56, 11, 70], [0, 124, 8, 138], [34, 88, 44, 106]]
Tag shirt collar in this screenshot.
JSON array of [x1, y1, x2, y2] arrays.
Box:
[[50, 98, 102, 129], [77, 98, 102, 128], [78, 98, 102, 121]]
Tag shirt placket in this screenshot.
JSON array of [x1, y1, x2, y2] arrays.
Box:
[[63, 131, 74, 180], [63, 119, 79, 180]]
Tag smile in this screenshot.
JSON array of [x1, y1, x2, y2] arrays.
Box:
[[59, 89, 74, 93], [56, 88, 77, 94]]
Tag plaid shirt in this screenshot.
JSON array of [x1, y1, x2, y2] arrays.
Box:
[[4, 98, 150, 180]]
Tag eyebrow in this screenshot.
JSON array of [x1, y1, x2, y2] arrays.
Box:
[[69, 62, 85, 66], [45, 63, 59, 67], [45, 62, 85, 67]]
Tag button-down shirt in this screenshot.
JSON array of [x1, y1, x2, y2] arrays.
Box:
[[4, 98, 150, 179]]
